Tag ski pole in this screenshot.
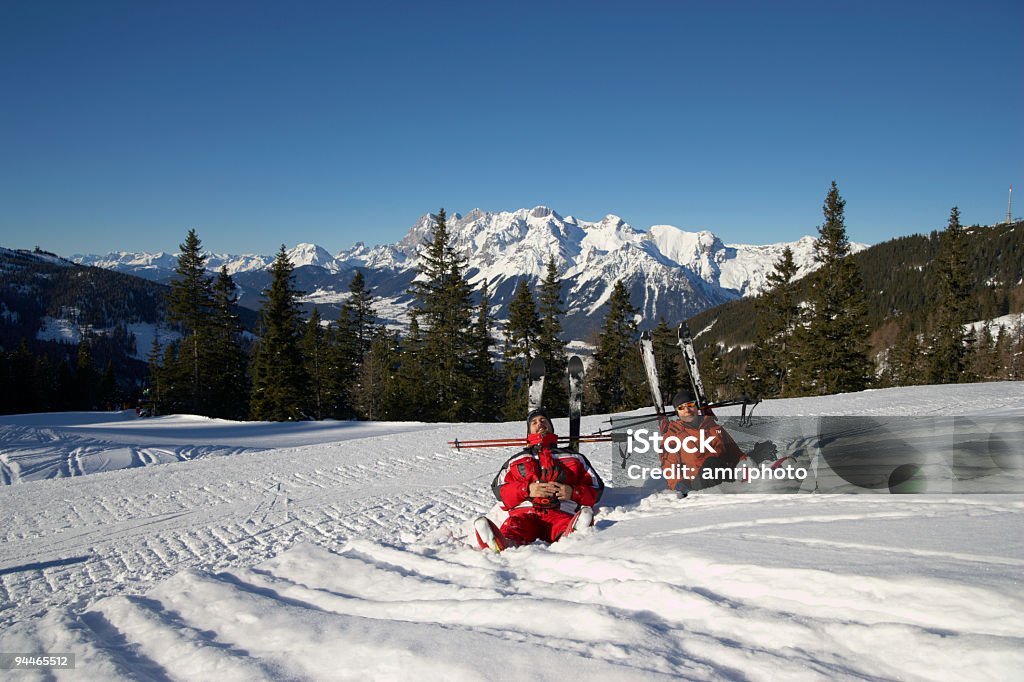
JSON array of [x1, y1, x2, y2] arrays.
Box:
[[450, 439, 613, 451], [449, 435, 613, 446], [448, 435, 612, 450]]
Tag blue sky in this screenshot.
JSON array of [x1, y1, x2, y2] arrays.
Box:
[[2, 0, 1021, 256]]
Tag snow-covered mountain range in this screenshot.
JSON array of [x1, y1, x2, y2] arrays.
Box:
[[73, 207, 868, 337]]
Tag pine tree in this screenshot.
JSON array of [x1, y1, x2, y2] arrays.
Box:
[[302, 307, 329, 419], [343, 270, 377, 355], [327, 308, 359, 419], [167, 229, 215, 413], [55, 359, 75, 412], [327, 271, 379, 419], [250, 246, 311, 421], [701, 343, 726, 401], [33, 354, 58, 412], [880, 318, 924, 387], [1007, 318, 1024, 380], [207, 267, 249, 419], [592, 281, 641, 412], [407, 208, 476, 421], [747, 246, 800, 397], [100, 361, 117, 409], [466, 280, 501, 420], [994, 326, 1011, 379], [790, 182, 872, 395], [145, 333, 164, 415], [389, 314, 432, 421], [353, 328, 399, 420], [75, 338, 99, 410], [536, 257, 568, 417], [9, 341, 36, 413], [651, 317, 684, 404], [970, 325, 1000, 380], [927, 207, 973, 384], [503, 279, 542, 419]]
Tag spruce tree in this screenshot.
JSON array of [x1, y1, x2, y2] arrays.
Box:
[[390, 313, 431, 421], [880, 319, 924, 387], [503, 279, 542, 419], [328, 271, 378, 419], [970, 326, 1000, 380], [747, 246, 800, 397], [145, 333, 164, 415], [55, 359, 75, 411], [651, 317, 684, 404], [592, 281, 641, 412], [1007, 319, 1024, 380], [33, 354, 58, 412], [9, 341, 36, 413], [343, 270, 377, 355], [927, 207, 973, 384], [302, 307, 328, 419], [994, 326, 1011, 379], [250, 246, 311, 421], [327, 307, 361, 419], [207, 267, 249, 420], [466, 280, 501, 421], [75, 339, 99, 410], [407, 208, 476, 421], [100, 361, 117, 409], [537, 257, 569, 417], [353, 328, 399, 420], [701, 343, 726, 401], [790, 182, 872, 396], [167, 228, 215, 413]]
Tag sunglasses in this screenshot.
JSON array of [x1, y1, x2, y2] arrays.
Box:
[[675, 402, 697, 410]]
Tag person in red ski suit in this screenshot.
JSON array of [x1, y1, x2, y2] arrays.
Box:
[[658, 388, 754, 492], [474, 408, 604, 551]]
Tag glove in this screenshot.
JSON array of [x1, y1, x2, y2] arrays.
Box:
[[749, 440, 778, 465]]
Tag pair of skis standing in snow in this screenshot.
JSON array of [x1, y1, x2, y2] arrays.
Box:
[[640, 325, 792, 492]]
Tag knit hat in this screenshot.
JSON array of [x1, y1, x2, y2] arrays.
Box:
[[672, 388, 695, 408], [526, 408, 551, 424]]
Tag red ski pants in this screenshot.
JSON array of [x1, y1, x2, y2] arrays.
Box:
[[500, 509, 576, 546]]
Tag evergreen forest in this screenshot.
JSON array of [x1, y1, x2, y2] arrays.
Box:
[[3, 184, 1022, 419]]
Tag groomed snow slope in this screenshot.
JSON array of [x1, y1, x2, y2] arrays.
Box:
[[1, 383, 1023, 680]]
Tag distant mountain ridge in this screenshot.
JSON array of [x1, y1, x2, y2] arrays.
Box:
[[71, 207, 868, 337]]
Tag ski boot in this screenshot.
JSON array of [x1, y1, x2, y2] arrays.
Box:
[[473, 516, 509, 552]]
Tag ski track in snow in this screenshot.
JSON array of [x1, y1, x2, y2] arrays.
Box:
[[0, 384, 1023, 680]]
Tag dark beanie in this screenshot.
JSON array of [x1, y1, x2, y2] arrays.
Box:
[[527, 408, 550, 423], [672, 388, 695, 408]]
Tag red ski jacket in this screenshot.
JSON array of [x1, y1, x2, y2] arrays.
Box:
[[491, 433, 604, 514]]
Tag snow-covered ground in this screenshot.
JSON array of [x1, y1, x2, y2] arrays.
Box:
[[1, 384, 1023, 680]]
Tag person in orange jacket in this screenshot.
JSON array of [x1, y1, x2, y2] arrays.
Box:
[[473, 408, 604, 551], [658, 388, 760, 492]]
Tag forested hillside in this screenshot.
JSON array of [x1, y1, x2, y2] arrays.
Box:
[[0, 247, 256, 413], [687, 220, 1024, 393]]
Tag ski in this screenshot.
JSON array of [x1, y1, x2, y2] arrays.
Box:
[[638, 331, 665, 416], [527, 356, 546, 415], [677, 323, 708, 409], [567, 356, 584, 451]]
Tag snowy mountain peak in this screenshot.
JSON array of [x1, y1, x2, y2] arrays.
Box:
[[286, 243, 339, 271], [644, 225, 726, 283]]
